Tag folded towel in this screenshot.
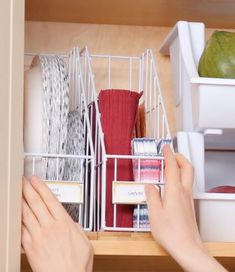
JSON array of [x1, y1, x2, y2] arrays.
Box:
[[99, 89, 142, 228]]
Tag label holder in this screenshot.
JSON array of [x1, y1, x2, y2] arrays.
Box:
[[45, 180, 84, 204], [112, 181, 163, 205]]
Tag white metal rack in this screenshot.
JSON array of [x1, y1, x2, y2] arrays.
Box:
[[80, 47, 171, 232], [24, 48, 95, 231], [160, 21, 235, 242]]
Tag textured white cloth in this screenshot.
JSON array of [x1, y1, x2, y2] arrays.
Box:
[[40, 55, 69, 180], [39, 50, 86, 223]]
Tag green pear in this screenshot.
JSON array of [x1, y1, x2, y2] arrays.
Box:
[[198, 31, 235, 78]]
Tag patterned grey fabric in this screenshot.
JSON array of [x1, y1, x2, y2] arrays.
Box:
[[40, 56, 69, 180], [63, 109, 85, 181], [62, 108, 85, 222], [39, 52, 86, 223]]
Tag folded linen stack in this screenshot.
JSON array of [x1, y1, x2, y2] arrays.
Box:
[[132, 138, 161, 182], [133, 206, 150, 229], [132, 138, 158, 229], [132, 138, 171, 228]]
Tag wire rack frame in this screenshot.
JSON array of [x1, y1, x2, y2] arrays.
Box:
[[80, 47, 171, 232], [23, 48, 95, 231]]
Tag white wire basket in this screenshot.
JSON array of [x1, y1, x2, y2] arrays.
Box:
[[24, 48, 95, 231], [80, 47, 171, 232]]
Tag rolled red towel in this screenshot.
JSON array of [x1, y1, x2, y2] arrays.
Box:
[[99, 89, 142, 228], [208, 185, 235, 193]]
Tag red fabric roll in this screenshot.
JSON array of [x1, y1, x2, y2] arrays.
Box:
[[98, 89, 142, 227], [208, 185, 235, 193]]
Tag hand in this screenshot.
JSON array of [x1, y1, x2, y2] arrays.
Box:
[[145, 145, 227, 272], [21, 176, 93, 272]]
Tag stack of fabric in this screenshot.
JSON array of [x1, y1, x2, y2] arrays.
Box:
[[132, 138, 171, 228], [132, 138, 161, 182], [132, 138, 159, 229]]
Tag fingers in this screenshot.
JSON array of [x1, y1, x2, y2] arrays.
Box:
[[21, 224, 32, 253], [22, 198, 40, 236], [163, 145, 181, 190], [145, 184, 162, 227], [175, 153, 194, 192], [162, 145, 194, 193], [29, 176, 70, 220], [175, 154, 195, 212], [22, 176, 53, 226]]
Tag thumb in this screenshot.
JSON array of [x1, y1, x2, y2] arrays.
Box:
[[145, 184, 162, 217]]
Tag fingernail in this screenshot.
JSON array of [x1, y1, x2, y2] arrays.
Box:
[[154, 185, 160, 192], [163, 144, 170, 153]]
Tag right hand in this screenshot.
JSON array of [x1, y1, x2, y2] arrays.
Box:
[[145, 145, 227, 272]]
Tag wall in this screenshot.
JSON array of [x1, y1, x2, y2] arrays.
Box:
[[25, 21, 176, 134]]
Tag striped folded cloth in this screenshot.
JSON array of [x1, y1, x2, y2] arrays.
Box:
[[133, 206, 150, 229], [132, 138, 171, 228], [132, 138, 161, 182]]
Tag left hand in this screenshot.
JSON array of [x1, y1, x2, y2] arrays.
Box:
[[21, 176, 93, 272]]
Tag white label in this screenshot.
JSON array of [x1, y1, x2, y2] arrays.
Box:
[[45, 181, 83, 204], [112, 181, 147, 204]]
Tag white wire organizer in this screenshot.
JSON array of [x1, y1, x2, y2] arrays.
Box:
[[80, 47, 171, 232], [24, 48, 95, 231]]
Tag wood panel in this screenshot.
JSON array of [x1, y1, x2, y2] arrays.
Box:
[[21, 232, 235, 271], [0, 0, 24, 271], [94, 232, 235, 257], [25, 21, 176, 134], [25, 0, 235, 29], [24, 22, 222, 136], [93, 255, 183, 272], [21, 255, 235, 272], [21, 254, 183, 272]]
